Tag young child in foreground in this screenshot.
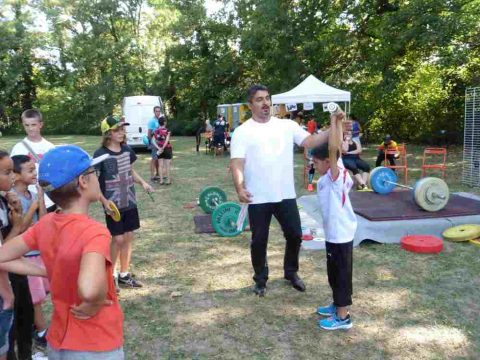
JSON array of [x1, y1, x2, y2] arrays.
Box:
[[311, 112, 357, 331], [12, 155, 50, 349], [0, 150, 48, 360], [0, 145, 124, 358]]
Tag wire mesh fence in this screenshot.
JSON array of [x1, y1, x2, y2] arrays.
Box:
[[463, 87, 480, 186]]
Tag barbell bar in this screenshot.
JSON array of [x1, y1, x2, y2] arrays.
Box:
[[369, 167, 450, 212]]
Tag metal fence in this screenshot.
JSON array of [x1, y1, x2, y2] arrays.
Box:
[[463, 87, 480, 186]]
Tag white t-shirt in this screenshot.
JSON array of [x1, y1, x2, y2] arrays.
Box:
[[10, 137, 55, 208], [316, 159, 357, 243], [230, 117, 310, 204]]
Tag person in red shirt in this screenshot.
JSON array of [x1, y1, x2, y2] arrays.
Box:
[[0, 145, 124, 359], [307, 118, 317, 134]]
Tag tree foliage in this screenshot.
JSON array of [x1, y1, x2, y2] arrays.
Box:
[[0, 0, 479, 141]]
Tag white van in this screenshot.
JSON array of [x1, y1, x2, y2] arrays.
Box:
[[122, 96, 164, 148]]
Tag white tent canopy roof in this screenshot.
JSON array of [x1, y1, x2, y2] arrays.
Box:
[[271, 75, 351, 104]]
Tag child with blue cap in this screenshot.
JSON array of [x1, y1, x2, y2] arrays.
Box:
[[0, 145, 125, 359]]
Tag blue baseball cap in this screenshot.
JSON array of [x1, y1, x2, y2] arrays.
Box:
[[39, 145, 109, 192]]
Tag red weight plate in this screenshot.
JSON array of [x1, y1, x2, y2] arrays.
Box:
[[400, 235, 443, 254], [302, 234, 314, 241]]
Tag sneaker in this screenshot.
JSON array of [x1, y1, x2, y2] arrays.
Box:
[[253, 284, 266, 297], [318, 313, 352, 331], [113, 275, 120, 293], [32, 351, 48, 360], [33, 329, 47, 348], [118, 273, 143, 288], [316, 303, 336, 316]]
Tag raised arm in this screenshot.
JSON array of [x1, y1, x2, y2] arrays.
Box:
[[301, 129, 330, 149], [329, 112, 345, 179]]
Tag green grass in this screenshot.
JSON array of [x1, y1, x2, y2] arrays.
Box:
[[1, 135, 479, 359]]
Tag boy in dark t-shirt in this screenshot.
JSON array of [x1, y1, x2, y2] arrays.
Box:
[[94, 116, 153, 290]]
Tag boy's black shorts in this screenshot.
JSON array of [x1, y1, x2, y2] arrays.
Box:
[[158, 147, 172, 160], [326, 240, 353, 307], [105, 207, 140, 236]]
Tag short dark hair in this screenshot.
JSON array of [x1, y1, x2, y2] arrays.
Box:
[[311, 142, 339, 161], [153, 106, 161, 112], [246, 84, 269, 103], [21, 109, 43, 122], [11, 155, 32, 174], [0, 150, 9, 161]]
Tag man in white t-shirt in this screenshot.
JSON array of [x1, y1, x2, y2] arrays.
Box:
[[10, 109, 55, 209], [230, 84, 334, 296]]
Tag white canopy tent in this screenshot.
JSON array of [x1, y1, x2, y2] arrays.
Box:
[[271, 75, 351, 113]]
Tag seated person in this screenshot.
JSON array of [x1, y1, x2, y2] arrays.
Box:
[[375, 135, 399, 167], [342, 132, 371, 190], [350, 114, 362, 143], [212, 115, 227, 149]]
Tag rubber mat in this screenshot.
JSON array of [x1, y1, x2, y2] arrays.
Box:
[[350, 190, 480, 221]]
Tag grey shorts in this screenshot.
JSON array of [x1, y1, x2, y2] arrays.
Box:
[[47, 345, 124, 360]]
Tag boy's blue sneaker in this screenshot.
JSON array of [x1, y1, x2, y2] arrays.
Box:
[[316, 303, 336, 317], [318, 313, 352, 331]]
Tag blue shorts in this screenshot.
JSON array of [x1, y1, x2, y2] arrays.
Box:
[[48, 345, 124, 359], [0, 299, 13, 356], [150, 147, 158, 160]]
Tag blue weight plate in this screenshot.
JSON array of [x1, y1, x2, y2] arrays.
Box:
[[370, 167, 398, 194]]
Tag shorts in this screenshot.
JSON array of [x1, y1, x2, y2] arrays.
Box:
[[47, 345, 124, 360], [25, 256, 50, 304], [326, 241, 353, 307], [0, 299, 13, 356], [158, 147, 172, 160], [213, 133, 225, 147], [105, 207, 140, 236]]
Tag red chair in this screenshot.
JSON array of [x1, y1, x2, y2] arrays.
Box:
[[421, 147, 447, 178], [385, 143, 408, 184]]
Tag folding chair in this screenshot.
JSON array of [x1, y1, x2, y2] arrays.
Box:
[[421, 147, 447, 178]]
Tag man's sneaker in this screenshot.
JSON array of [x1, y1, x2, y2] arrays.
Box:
[[118, 273, 143, 288], [316, 303, 336, 317], [253, 284, 266, 297], [318, 313, 352, 331], [33, 329, 47, 348], [284, 273, 306, 292]]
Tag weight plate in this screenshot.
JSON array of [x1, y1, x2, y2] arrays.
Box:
[[414, 177, 449, 212], [370, 167, 398, 194], [107, 201, 121, 222], [442, 224, 480, 242], [368, 167, 383, 189], [199, 186, 227, 214], [400, 235, 443, 254], [470, 238, 480, 247], [211, 202, 247, 237]]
